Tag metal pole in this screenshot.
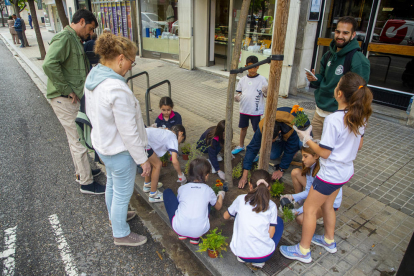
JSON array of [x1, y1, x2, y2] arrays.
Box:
[[129, 70, 134, 91]]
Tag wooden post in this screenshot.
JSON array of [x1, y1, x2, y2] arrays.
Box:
[[224, 0, 251, 186], [258, 0, 291, 170]]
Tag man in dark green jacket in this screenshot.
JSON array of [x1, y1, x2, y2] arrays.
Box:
[[43, 9, 104, 195], [306, 16, 370, 139]]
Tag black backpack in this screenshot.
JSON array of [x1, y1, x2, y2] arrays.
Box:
[[323, 48, 360, 74]]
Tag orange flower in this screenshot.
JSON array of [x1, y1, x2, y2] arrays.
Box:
[[290, 105, 300, 114], [216, 179, 221, 183], [298, 107, 304, 112]]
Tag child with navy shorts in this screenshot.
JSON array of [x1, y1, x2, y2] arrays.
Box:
[[224, 169, 284, 268], [280, 72, 373, 263], [163, 158, 225, 245], [232, 56, 268, 155], [144, 125, 187, 203], [154, 96, 182, 129], [281, 144, 342, 225]]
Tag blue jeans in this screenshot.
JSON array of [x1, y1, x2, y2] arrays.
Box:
[[97, 151, 137, 238], [239, 216, 284, 263]]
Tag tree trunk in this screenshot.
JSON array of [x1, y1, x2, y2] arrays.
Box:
[[224, 0, 251, 186], [55, 0, 69, 28], [258, 0, 291, 170], [28, 0, 46, 59]]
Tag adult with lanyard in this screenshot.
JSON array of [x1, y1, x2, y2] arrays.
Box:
[[238, 107, 308, 189], [42, 9, 104, 194], [306, 16, 370, 140]]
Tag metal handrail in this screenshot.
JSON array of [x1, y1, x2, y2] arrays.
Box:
[[126, 71, 152, 110], [145, 80, 171, 126]]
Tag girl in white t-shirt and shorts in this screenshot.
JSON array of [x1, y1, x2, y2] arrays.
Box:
[[163, 158, 225, 244], [144, 125, 187, 203], [224, 169, 284, 268], [280, 72, 373, 263]]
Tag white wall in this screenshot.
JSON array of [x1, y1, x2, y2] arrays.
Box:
[[178, 0, 192, 69], [193, 0, 208, 67]]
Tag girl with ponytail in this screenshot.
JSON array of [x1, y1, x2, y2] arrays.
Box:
[[224, 169, 284, 268], [280, 72, 373, 263]]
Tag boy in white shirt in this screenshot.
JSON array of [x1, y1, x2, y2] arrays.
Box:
[[232, 56, 268, 155]]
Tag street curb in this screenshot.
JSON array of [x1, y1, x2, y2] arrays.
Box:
[[133, 176, 266, 276]]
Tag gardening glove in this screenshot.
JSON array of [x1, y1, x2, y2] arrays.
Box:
[[217, 191, 225, 200], [280, 194, 294, 201], [232, 154, 235, 159], [177, 173, 187, 184], [151, 123, 157, 128], [218, 171, 225, 180], [293, 125, 313, 145]]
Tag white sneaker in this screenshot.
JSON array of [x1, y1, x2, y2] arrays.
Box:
[[237, 257, 245, 263], [208, 159, 217, 173], [143, 182, 163, 193], [252, 262, 265, 268], [149, 191, 163, 203], [217, 154, 223, 162], [316, 217, 324, 225]]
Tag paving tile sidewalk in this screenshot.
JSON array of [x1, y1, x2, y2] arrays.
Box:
[[2, 26, 414, 276]]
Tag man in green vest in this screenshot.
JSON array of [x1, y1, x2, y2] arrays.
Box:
[[43, 9, 105, 195]]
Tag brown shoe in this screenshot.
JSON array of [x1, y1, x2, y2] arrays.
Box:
[[114, 232, 147, 246], [109, 211, 137, 226]]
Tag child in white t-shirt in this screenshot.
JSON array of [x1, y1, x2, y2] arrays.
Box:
[[223, 169, 283, 268], [144, 125, 187, 203], [232, 55, 268, 155], [280, 72, 373, 264], [163, 158, 225, 244], [281, 144, 342, 225]]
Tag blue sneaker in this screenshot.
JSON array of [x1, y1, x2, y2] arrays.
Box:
[[231, 146, 245, 155], [253, 155, 259, 162], [311, 235, 337, 253], [279, 243, 312, 263]]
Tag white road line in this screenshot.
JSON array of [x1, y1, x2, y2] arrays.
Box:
[[48, 214, 78, 276], [1, 225, 17, 276]]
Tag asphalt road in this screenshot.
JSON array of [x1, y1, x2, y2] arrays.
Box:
[[0, 40, 182, 275]]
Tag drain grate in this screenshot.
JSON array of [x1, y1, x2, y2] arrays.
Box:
[[260, 238, 294, 275], [299, 101, 316, 110]]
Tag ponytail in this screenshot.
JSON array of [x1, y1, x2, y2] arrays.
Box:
[[338, 72, 373, 136], [244, 169, 271, 213]]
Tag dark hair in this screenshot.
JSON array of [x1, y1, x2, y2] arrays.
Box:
[[170, 124, 186, 143], [91, 33, 97, 40], [337, 16, 357, 33], [72, 9, 98, 26], [188, 158, 211, 183], [206, 120, 225, 146], [159, 96, 174, 108], [338, 72, 373, 136], [246, 55, 258, 65], [245, 169, 271, 213], [301, 146, 320, 177], [9, 16, 12, 20], [12, 14, 16, 16]]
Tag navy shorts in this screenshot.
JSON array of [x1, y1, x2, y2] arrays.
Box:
[[239, 114, 261, 132], [147, 148, 154, 158], [312, 177, 344, 196]]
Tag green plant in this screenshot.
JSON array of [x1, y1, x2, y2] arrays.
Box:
[[212, 185, 220, 195], [197, 228, 228, 258], [184, 141, 208, 175], [232, 161, 242, 179], [282, 206, 295, 223], [270, 180, 285, 197], [247, 162, 258, 183], [291, 105, 309, 128], [181, 143, 191, 155], [160, 152, 170, 162]]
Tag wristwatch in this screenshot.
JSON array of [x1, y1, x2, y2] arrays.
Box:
[[279, 168, 285, 173], [274, 164, 285, 173]]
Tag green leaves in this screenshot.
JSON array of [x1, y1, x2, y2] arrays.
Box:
[[270, 180, 285, 197], [197, 228, 228, 258], [282, 206, 295, 223]]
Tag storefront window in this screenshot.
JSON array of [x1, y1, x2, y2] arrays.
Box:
[[367, 0, 414, 94], [140, 0, 179, 57]]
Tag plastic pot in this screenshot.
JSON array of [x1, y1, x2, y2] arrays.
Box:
[[207, 249, 218, 258], [182, 154, 189, 160], [162, 161, 168, 167], [280, 198, 294, 209], [297, 125, 310, 131]]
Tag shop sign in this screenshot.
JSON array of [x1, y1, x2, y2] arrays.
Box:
[[309, 0, 321, 21]]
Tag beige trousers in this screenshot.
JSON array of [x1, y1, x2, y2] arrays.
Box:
[[51, 97, 93, 185], [311, 111, 326, 140], [12, 34, 19, 44]]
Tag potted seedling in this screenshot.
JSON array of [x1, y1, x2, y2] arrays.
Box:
[[232, 161, 243, 179], [270, 180, 285, 198], [181, 143, 191, 160], [280, 197, 295, 209], [197, 228, 228, 258], [282, 206, 295, 223], [291, 105, 310, 131], [160, 152, 170, 167]]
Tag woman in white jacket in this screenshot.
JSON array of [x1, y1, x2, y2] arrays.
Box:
[[84, 33, 151, 247]]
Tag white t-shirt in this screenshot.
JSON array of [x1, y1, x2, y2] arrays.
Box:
[[318, 110, 364, 184], [172, 183, 218, 238], [145, 128, 178, 157], [236, 74, 268, 116], [292, 163, 342, 215], [227, 194, 278, 258]]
